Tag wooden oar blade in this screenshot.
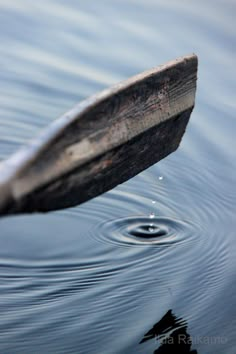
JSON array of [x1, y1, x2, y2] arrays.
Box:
[[0, 54, 198, 216]]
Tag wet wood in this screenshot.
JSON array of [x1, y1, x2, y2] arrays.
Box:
[[0, 54, 198, 216]]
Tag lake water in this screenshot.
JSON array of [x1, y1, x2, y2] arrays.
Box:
[[0, 1, 235, 353]]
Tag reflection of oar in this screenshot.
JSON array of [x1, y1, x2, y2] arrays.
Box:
[[0, 54, 198, 216]]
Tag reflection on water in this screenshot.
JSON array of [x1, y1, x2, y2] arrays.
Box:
[[140, 310, 197, 353], [0, 0, 236, 353]]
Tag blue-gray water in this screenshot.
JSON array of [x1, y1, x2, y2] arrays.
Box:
[[0, 1, 235, 353]]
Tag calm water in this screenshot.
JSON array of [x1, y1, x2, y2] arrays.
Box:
[[0, 1, 236, 353]]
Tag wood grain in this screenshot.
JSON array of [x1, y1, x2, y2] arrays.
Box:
[[0, 54, 198, 216]]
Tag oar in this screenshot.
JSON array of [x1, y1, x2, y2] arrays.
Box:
[[0, 54, 198, 216]]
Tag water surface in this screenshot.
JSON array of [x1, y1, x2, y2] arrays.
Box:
[[0, 0, 235, 353]]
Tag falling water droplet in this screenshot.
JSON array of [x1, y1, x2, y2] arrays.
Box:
[[151, 200, 156, 204], [149, 212, 155, 219], [159, 176, 163, 180]]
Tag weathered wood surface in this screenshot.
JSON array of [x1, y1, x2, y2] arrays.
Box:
[[0, 54, 198, 216]]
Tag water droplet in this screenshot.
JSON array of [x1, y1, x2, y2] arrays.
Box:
[[151, 200, 156, 204], [148, 226, 155, 233], [149, 212, 155, 219], [159, 176, 163, 180]]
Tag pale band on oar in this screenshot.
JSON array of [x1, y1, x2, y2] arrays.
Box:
[[0, 54, 198, 216]]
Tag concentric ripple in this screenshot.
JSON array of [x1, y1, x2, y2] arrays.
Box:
[[93, 216, 202, 247]]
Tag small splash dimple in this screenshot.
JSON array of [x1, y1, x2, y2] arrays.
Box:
[[129, 223, 168, 239], [148, 224, 155, 233]]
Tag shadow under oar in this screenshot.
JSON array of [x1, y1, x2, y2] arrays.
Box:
[[140, 309, 198, 353]]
